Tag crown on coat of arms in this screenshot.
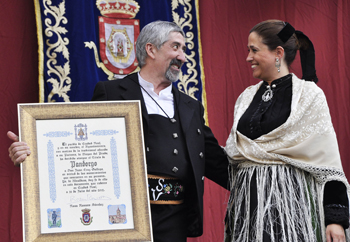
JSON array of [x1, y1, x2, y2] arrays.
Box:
[[81, 208, 91, 213], [96, 0, 140, 19]]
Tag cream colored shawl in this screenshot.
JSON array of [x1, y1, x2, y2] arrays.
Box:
[[225, 74, 348, 186]]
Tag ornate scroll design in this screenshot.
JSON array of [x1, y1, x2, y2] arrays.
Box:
[[172, 0, 199, 100], [84, 41, 116, 80], [43, 0, 71, 102], [84, 41, 141, 80]]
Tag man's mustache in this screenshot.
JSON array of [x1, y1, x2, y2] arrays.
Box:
[[169, 59, 182, 68]]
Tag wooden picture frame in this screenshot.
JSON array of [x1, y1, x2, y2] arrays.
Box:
[[18, 101, 152, 242]]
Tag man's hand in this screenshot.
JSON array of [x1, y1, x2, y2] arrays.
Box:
[[326, 224, 346, 242], [7, 131, 31, 166]]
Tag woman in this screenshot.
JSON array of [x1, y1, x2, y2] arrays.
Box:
[[224, 20, 349, 242]]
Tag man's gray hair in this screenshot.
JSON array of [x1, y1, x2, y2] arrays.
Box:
[[136, 21, 185, 68]]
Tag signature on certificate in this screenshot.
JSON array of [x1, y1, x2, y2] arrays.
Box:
[[69, 194, 111, 204]]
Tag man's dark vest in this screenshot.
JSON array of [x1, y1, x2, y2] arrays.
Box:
[[145, 110, 192, 184]]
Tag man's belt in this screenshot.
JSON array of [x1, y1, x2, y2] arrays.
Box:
[[148, 174, 185, 205]]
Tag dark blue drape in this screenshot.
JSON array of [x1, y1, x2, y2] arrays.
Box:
[[37, 0, 203, 103]]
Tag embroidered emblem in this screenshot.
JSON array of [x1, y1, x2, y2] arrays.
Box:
[[80, 208, 93, 225], [107, 27, 133, 64], [47, 208, 62, 228], [98, 17, 140, 75], [150, 178, 184, 201], [85, 0, 140, 79]]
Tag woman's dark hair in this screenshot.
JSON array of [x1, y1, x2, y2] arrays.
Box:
[[250, 20, 318, 82], [250, 20, 299, 67]]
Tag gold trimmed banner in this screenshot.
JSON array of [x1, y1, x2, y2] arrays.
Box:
[[34, 0, 208, 123]]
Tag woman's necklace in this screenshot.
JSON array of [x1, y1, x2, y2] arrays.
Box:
[[139, 84, 177, 123], [262, 84, 275, 102], [261, 75, 291, 102]]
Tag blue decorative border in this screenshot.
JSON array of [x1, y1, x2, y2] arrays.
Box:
[[43, 131, 73, 138], [90, 130, 118, 136], [47, 140, 57, 203], [110, 137, 120, 199]]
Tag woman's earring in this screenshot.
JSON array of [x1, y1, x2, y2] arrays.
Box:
[[275, 57, 281, 73]]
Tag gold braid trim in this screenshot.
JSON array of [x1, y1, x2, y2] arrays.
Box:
[[34, 0, 45, 103], [194, 0, 209, 126], [150, 200, 184, 205], [148, 174, 178, 180]]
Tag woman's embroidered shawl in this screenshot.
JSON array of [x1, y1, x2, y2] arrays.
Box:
[[224, 74, 349, 241], [225, 74, 348, 185]]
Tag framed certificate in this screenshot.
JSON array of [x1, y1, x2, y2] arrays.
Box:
[[18, 101, 152, 242]]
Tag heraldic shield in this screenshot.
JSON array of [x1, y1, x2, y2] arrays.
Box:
[[99, 17, 140, 75]]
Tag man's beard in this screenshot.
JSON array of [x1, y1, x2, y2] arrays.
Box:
[[165, 59, 182, 82]]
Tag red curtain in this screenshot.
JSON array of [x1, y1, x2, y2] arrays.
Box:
[[0, 0, 38, 241], [0, 0, 349, 241], [191, 0, 350, 241]]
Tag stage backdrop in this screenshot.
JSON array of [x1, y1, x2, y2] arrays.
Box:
[[0, 0, 349, 241]]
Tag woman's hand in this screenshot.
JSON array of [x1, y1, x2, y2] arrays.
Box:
[[7, 131, 31, 166], [326, 224, 346, 242]]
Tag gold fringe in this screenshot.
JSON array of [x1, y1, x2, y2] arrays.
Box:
[[150, 199, 184, 205], [33, 0, 45, 103], [195, 0, 209, 126]]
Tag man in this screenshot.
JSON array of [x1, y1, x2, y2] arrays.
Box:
[[8, 21, 229, 241]]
